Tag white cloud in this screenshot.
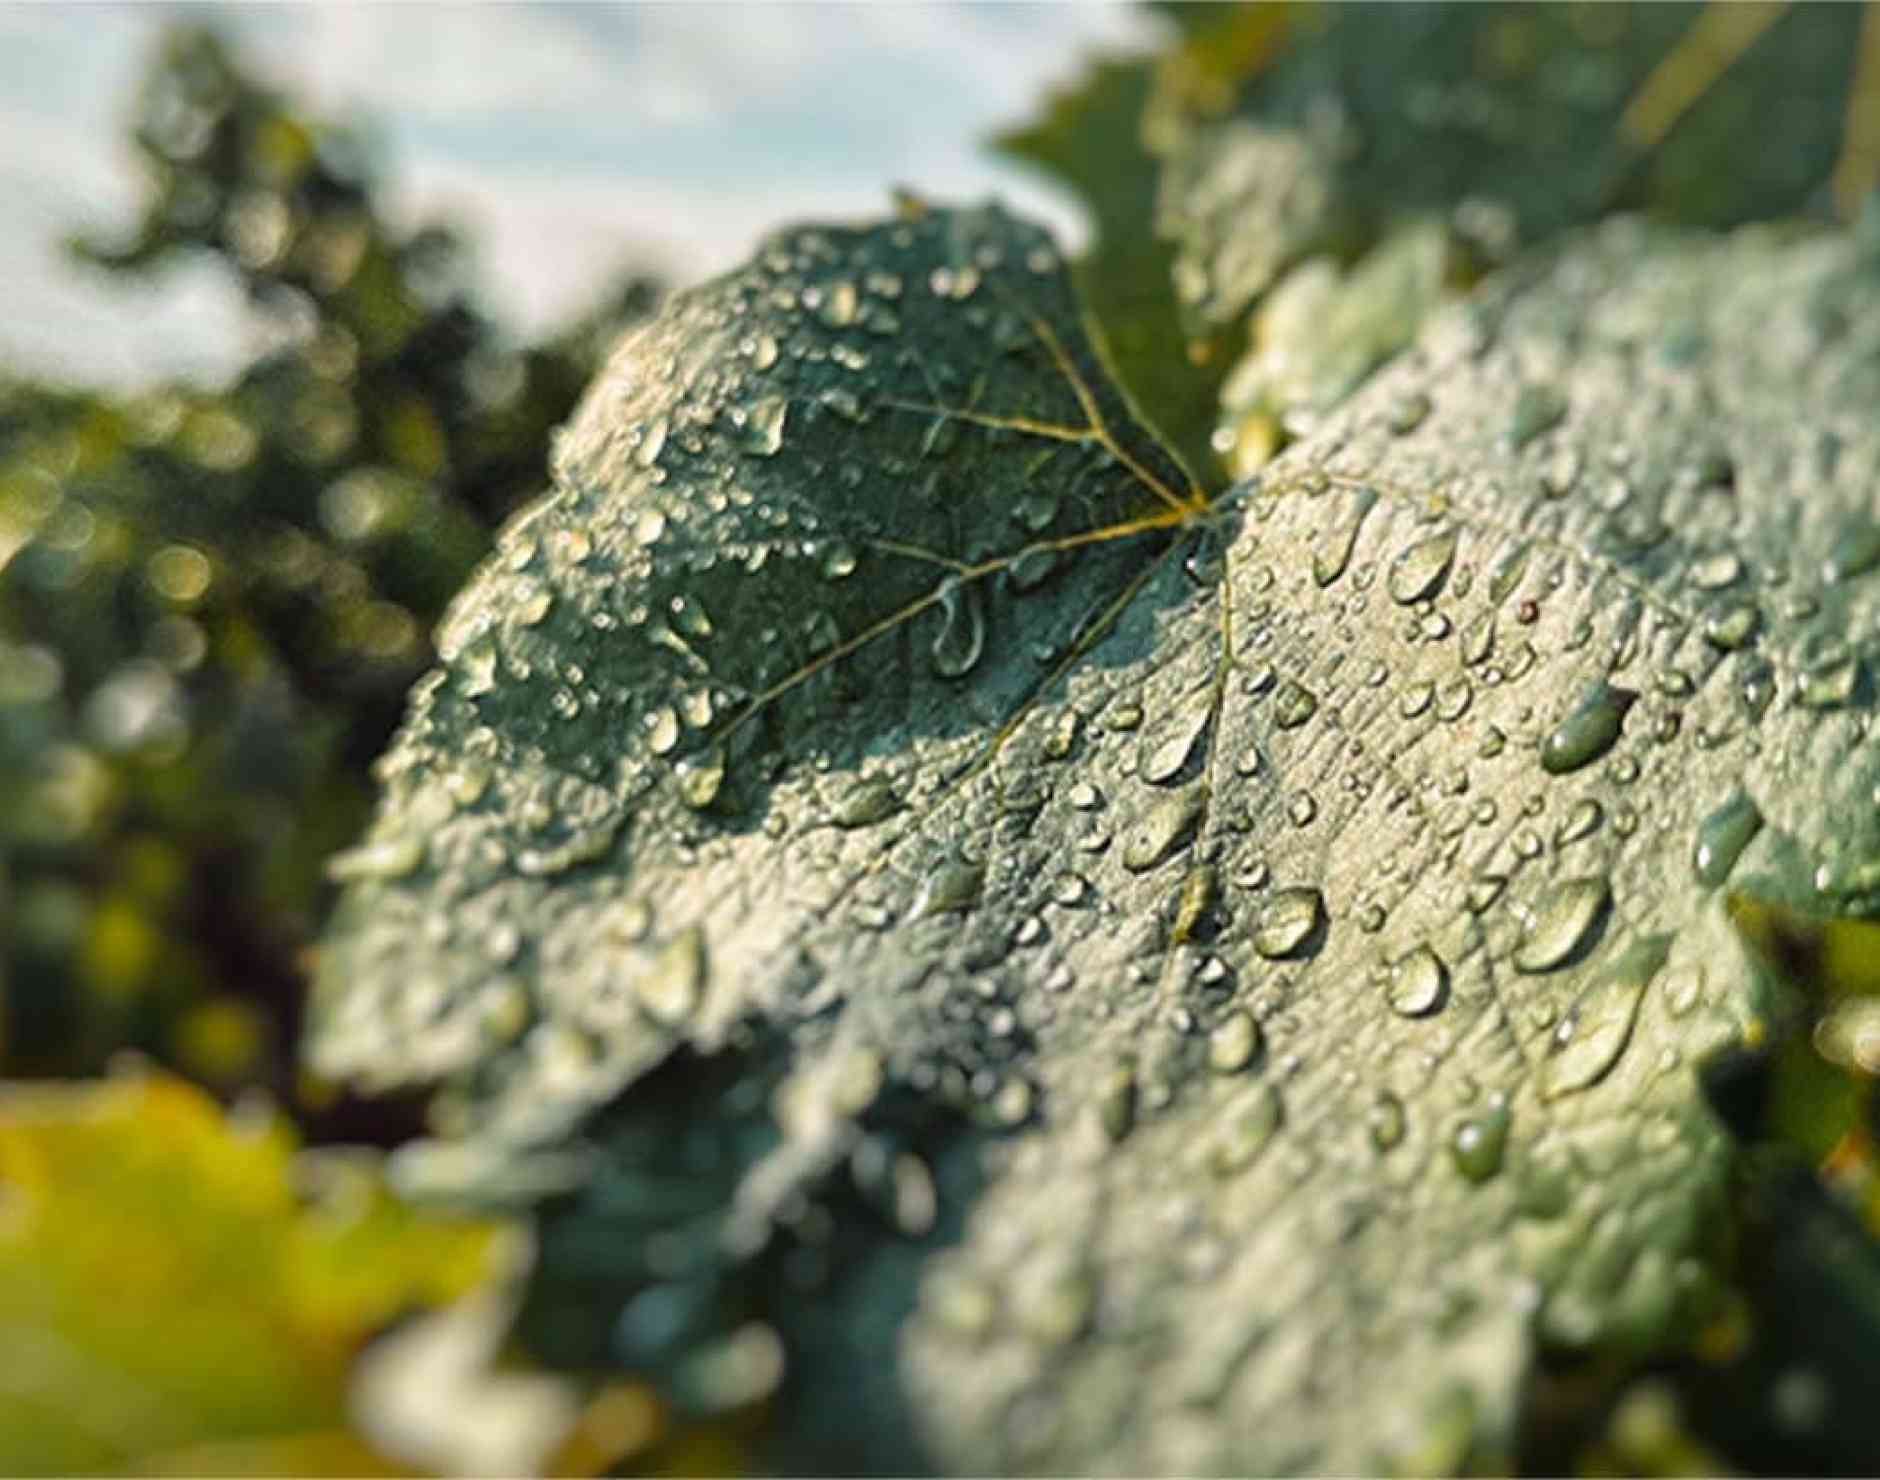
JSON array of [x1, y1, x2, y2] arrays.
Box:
[[0, 1, 1172, 384]]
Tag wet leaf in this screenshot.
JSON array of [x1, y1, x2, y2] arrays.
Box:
[[1152, 2, 1865, 336], [314, 203, 1880, 1472], [1148, 3, 1866, 471], [0, 1071, 502, 1474]]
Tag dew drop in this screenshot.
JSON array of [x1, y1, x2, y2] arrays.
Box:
[[820, 541, 859, 580], [1798, 656, 1859, 710], [832, 777, 900, 829], [993, 1076, 1034, 1127], [646, 705, 682, 756], [1387, 391, 1431, 435], [636, 926, 705, 1025], [1540, 682, 1634, 775], [1539, 935, 1669, 1099], [1387, 944, 1449, 1017], [1388, 527, 1459, 605], [1514, 875, 1611, 973], [916, 860, 984, 918], [1368, 1092, 1407, 1150], [675, 745, 726, 811], [1693, 789, 1762, 887], [1122, 786, 1206, 873], [634, 417, 668, 467], [1688, 551, 1743, 591], [1210, 1084, 1282, 1176], [1272, 679, 1320, 729], [1139, 705, 1212, 785], [1487, 542, 1531, 604], [930, 579, 986, 678], [1097, 1060, 1137, 1142], [1450, 1096, 1510, 1182], [1703, 602, 1760, 651], [743, 396, 788, 456], [1253, 886, 1324, 959], [1051, 871, 1089, 907], [1208, 1011, 1261, 1074], [1313, 486, 1377, 587], [1554, 798, 1602, 847], [1169, 864, 1218, 944]]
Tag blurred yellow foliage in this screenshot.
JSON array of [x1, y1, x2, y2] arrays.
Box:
[[0, 1071, 503, 1475]]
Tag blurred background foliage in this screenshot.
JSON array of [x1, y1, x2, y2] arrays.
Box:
[[0, 25, 661, 1132], [0, 23, 676, 1475]]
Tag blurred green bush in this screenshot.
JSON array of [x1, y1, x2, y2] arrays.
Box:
[[0, 25, 661, 1123]]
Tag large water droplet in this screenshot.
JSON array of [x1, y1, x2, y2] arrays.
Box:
[[1387, 944, 1449, 1017], [1122, 786, 1206, 872], [1693, 789, 1762, 887], [646, 705, 682, 756], [930, 579, 986, 678], [1798, 656, 1859, 710], [1554, 798, 1603, 847], [1539, 935, 1669, 1099], [1139, 704, 1212, 785], [1450, 1096, 1510, 1182], [1208, 1011, 1261, 1073], [1313, 486, 1377, 587], [915, 860, 984, 917], [1704, 602, 1760, 651], [1169, 864, 1218, 944], [1514, 875, 1611, 973], [1097, 1060, 1137, 1143], [1210, 1084, 1282, 1175], [636, 926, 705, 1025], [742, 396, 788, 456], [820, 541, 859, 580], [675, 745, 726, 810], [825, 776, 894, 830], [1388, 528, 1459, 605], [1540, 683, 1634, 775], [1272, 679, 1320, 730], [1368, 1092, 1407, 1151], [1253, 887, 1324, 959]]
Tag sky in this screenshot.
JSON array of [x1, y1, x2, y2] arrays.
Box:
[[0, 2, 1165, 389]]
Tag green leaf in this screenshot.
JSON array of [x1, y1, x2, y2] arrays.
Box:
[[0, 1070, 504, 1474], [1152, 3, 1865, 338], [313, 203, 1880, 1471], [995, 56, 1232, 490]]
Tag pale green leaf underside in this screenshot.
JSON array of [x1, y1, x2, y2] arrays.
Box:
[[313, 204, 1880, 1473]]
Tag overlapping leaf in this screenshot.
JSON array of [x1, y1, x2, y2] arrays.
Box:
[[313, 201, 1880, 1472]]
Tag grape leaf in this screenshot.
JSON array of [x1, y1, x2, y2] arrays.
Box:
[[1151, 2, 1865, 336], [311, 202, 1880, 1472]]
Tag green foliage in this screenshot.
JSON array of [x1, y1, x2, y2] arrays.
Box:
[[0, 1068, 501, 1474], [0, 26, 660, 1107]]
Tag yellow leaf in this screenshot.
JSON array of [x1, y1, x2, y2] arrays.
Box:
[[0, 1071, 503, 1475]]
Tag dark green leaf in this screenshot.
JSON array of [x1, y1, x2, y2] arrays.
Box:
[[315, 203, 1880, 1472]]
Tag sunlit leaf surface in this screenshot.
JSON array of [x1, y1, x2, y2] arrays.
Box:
[[313, 197, 1880, 1472]]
